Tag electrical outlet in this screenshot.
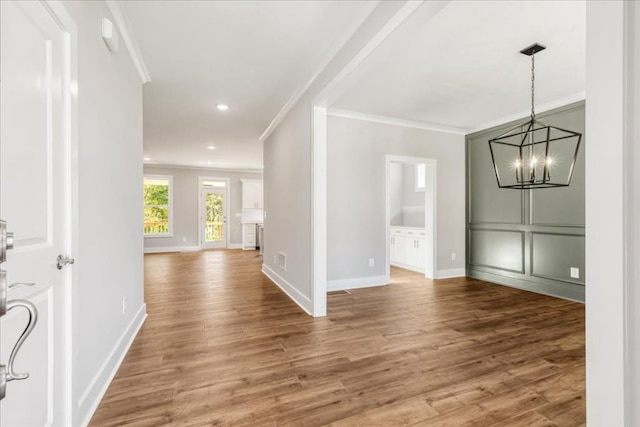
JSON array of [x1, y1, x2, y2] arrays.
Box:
[[273, 254, 277, 264], [570, 267, 580, 279], [451, 252, 456, 261], [122, 297, 127, 315], [369, 258, 375, 267], [182, 236, 187, 242]]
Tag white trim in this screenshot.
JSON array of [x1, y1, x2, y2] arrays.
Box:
[[258, 1, 380, 142], [436, 268, 466, 279], [143, 163, 264, 174], [227, 243, 242, 249], [262, 264, 313, 315], [327, 108, 466, 135], [312, 106, 327, 317], [391, 262, 424, 273], [105, 1, 151, 83], [77, 304, 147, 427], [198, 176, 230, 249], [624, 3, 640, 424], [466, 91, 586, 135], [327, 275, 389, 292], [144, 245, 200, 254], [386, 155, 437, 280], [585, 2, 628, 424]]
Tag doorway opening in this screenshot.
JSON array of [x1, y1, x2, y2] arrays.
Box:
[[386, 155, 437, 280], [198, 177, 230, 249]]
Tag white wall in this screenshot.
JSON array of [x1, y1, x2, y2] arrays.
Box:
[[262, 1, 412, 314], [143, 166, 263, 250], [327, 116, 465, 283], [585, 1, 640, 425], [62, 1, 145, 425]]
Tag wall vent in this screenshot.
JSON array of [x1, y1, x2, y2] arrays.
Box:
[[277, 252, 287, 271]]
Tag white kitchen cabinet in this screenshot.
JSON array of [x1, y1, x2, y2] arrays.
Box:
[[390, 234, 405, 265], [390, 227, 425, 273], [242, 223, 257, 250], [241, 179, 263, 209]]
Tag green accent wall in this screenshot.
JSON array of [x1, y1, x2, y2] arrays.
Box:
[[466, 101, 585, 302]]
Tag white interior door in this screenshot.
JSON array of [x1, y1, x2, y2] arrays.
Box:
[[201, 188, 227, 248], [0, 1, 73, 425]]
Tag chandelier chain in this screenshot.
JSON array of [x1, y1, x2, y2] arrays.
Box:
[[531, 54, 535, 120]]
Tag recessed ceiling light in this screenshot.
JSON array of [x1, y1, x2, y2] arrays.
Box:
[[143, 157, 151, 161], [216, 104, 229, 111], [207, 161, 212, 165], [207, 145, 215, 150]]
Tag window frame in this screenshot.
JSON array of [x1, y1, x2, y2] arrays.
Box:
[[143, 174, 174, 238]]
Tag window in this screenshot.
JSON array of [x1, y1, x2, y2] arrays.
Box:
[[415, 163, 426, 192], [144, 175, 173, 237]]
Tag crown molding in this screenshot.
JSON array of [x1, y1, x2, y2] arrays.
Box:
[[143, 163, 263, 174], [258, 1, 381, 142], [327, 108, 466, 135], [106, 1, 151, 84], [465, 91, 586, 135]]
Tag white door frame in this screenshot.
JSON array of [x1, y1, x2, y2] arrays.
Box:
[[385, 155, 437, 281], [197, 176, 230, 249]]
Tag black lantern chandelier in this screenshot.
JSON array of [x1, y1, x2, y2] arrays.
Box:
[[488, 43, 582, 189]]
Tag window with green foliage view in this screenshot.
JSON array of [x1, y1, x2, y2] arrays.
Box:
[[144, 176, 172, 236]]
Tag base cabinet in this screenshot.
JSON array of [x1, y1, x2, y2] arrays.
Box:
[[242, 224, 257, 250], [390, 227, 425, 273]]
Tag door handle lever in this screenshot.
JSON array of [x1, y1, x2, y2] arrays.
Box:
[[0, 298, 38, 400], [0, 269, 35, 317], [56, 254, 75, 270]]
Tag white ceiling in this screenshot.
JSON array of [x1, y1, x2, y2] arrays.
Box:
[[330, 1, 586, 132], [126, 1, 586, 170], [122, 0, 377, 170]]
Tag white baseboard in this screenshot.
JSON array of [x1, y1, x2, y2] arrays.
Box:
[[391, 261, 424, 274], [227, 243, 242, 249], [436, 268, 466, 279], [262, 264, 313, 315], [78, 303, 147, 427], [327, 275, 389, 291], [144, 246, 200, 254]]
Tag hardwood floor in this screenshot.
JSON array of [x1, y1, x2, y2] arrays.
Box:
[[89, 250, 585, 426]]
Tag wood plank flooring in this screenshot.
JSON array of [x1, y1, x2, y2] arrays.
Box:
[[89, 250, 585, 426]]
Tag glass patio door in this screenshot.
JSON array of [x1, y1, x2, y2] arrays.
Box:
[[201, 188, 227, 248]]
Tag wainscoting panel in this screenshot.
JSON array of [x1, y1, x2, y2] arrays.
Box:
[[469, 229, 524, 273], [468, 137, 523, 225], [531, 233, 585, 285]]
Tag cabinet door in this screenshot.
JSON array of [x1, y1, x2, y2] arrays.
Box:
[[242, 182, 264, 209], [415, 238, 426, 269], [242, 183, 254, 208], [390, 235, 405, 264], [255, 183, 263, 209], [404, 238, 418, 266]]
